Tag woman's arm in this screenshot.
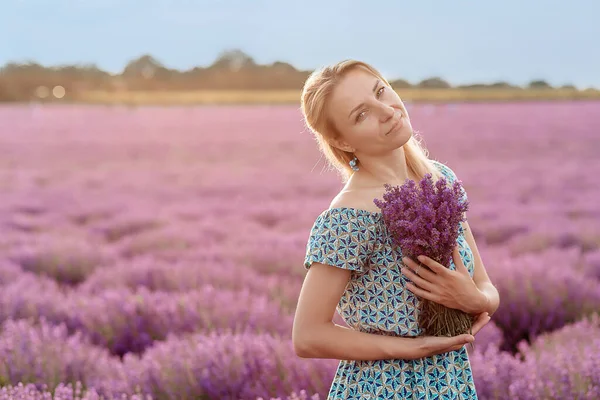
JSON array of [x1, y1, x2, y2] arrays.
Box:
[[292, 262, 475, 360], [461, 220, 500, 316]]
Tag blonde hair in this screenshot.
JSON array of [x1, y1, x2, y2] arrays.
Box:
[[300, 59, 442, 184]]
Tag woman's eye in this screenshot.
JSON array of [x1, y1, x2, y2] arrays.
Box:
[[356, 111, 366, 122], [377, 86, 385, 97]]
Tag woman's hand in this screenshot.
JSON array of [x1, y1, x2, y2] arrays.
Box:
[[401, 246, 488, 314], [415, 312, 491, 358]]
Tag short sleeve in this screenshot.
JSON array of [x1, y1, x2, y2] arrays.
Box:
[[303, 208, 377, 273], [431, 160, 469, 204]]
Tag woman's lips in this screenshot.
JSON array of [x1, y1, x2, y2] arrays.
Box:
[[386, 113, 403, 135]]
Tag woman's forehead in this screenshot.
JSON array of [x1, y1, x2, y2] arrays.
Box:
[[330, 70, 380, 109]]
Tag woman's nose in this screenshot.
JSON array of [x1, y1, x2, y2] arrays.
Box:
[[379, 103, 395, 121]]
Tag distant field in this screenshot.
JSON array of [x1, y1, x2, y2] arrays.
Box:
[[73, 87, 600, 105], [1, 101, 599, 399]]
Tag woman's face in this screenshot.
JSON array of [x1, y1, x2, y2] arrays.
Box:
[[327, 68, 413, 155]]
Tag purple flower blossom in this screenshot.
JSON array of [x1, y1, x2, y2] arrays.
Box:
[[373, 172, 471, 336], [1, 98, 599, 399], [0, 261, 23, 286], [0, 318, 131, 397], [257, 391, 322, 400], [581, 248, 600, 280], [468, 313, 600, 400], [484, 252, 600, 352], [467, 319, 504, 354], [0, 275, 293, 357], [65, 285, 294, 356], [122, 332, 337, 400], [0, 382, 151, 400], [373, 173, 469, 268], [8, 235, 115, 285]]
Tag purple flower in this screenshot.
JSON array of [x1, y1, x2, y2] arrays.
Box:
[[0, 318, 131, 397], [122, 332, 337, 400], [373, 172, 471, 336], [373, 173, 469, 267], [8, 235, 115, 285], [484, 252, 600, 353], [0, 274, 293, 357], [257, 391, 322, 400], [469, 313, 600, 400], [0, 382, 151, 400]]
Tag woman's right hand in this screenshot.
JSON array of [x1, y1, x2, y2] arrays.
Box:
[[414, 312, 491, 358]]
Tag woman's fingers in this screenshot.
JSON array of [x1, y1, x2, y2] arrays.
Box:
[[443, 334, 474, 350], [439, 343, 469, 354], [445, 343, 468, 353], [419, 331, 480, 358], [471, 312, 491, 335], [421, 314, 492, 357], [446, 334, 476, 352], [430, 334, 474, 356], [457, 333, 475, 344]]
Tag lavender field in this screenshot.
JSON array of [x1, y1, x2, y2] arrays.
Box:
[[1, 101, 600, 399]]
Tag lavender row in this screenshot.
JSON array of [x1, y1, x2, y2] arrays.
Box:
[[257, 393, 321, 400], [2, 244, 303, 316], [0, 318, 336, 400], [0, 261, 23, 285], [3, 314, 598, 400], [78, 254, 303, 313], [0, 274, 292, 356], [4, 215, 222, 286], [477, 245, 600, 352], [0, 318, 130, 397], [264, 313, 600, 400], [469, 312, 600, 400], [0, 383, 150, 400], [4, 243, 600, 358], [3, 104, 599, 268], [7, 234, 116, 285]]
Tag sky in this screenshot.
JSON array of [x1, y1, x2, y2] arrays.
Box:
[[2, 0, 599, 88]]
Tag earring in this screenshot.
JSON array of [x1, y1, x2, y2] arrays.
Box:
[[349, 156, 359, 171]]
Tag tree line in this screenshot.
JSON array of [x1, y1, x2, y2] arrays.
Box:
[[0, 49, 583, 102]]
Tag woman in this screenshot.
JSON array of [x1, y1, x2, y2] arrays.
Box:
[[292, 60, 500, 399]]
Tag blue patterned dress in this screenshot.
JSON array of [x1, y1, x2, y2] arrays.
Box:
[[303, 160, 478, 399]]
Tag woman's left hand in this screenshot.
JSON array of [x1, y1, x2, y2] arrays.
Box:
[[401, 246, 486, 314]]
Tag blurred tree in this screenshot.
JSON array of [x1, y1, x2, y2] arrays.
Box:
[[418, 77, 451, 88], [389, 79, 412, 89], [121, 55, 176, 89], [490, 81, 519, 89], [122, 55, 172, 78], [560, 84, 577, 90], [458, 81, 521, 89], [210, 49, 257, 71], [269, 61, 297, 75], [0, 80, 18, 102], [528, 80, 552, 89], [0, 50, 594, 101]]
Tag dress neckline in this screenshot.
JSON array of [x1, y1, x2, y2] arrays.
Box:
[[324, 206, 382, 216], [322, 161, 452, 219]]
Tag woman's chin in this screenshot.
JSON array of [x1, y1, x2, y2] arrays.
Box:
[[389, 126, 413, 143]]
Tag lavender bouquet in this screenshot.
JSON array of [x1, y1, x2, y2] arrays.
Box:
[[374, 172, 474, 338]]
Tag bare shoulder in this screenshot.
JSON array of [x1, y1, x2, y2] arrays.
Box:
[[430, 159, 458, 179], [328, 187, 382, 213]]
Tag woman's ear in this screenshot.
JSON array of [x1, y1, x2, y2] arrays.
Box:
[[329, 137, 355, 153]]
